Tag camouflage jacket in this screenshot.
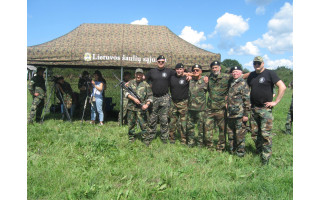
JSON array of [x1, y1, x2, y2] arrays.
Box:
[[125, 80, 153, 111], [28, 75, 46, 99], [226, 77, 251, 118], [188, 76, 208, 111], [207, 72, 230, 110]]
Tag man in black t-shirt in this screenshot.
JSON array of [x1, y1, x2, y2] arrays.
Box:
[[145, 55, 176, 144], [247, 56, 286, 165], [168, 63, 189, 144]]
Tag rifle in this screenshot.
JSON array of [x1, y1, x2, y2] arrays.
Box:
[[113, 73, 143, 107]]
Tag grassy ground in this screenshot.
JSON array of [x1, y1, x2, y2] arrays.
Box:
[[27, 88, 293, 199]]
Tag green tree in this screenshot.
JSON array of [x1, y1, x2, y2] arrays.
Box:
[[273, 66, 293, 87], [221, 59, 245, 73]]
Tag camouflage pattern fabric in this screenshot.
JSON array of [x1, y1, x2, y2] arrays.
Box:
[[186, 110, 206, 147], [28, 75, 46, 123], [188, 76, 208, 111], [285, 95, 293, 134], [205, 109, 226, 149], [205, 73, 229, 150], [118, 88, 129, 125], [125, 80, 153, 111], [147, 94, 170, 143], [28, 96, 45, 123], [27, 24, 221, 70], [251, 107, 273, 164], [226, 77, 251, 118], [126, 80, 153, 143], [127, 110, 149, 142], [187, 76, 207, 147], [169, 99, 188, 144], [227, 118, 247, 157], [207, 73, 229, 110], [226, 77, 251, 157]]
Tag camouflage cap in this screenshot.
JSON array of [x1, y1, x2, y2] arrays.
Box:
[[253, 56, 264, 62], [230, 66, 242, 73], [135, 68, 144, 74]]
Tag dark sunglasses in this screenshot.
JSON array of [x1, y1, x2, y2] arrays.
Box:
[[192, 69, 201, 72], [157, 61, 165, 64], [253, 61, 262, 65]]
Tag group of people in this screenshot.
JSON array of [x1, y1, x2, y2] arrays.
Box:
[[123, 55, 287, 165], [28, 69, 107, 125], [28, 54, 290, 165]]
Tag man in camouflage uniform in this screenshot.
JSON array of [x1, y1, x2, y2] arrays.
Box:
[[205, 61, 230, 151], [126, 68, 153, 143], [28, 67, 46, 124], [226, 66, 251, 157], [169, 63, 189, 144], [146, 55, 176, 144], [118, 72, 132, 125], [186, 64, 208, 147], [285, 95, 293, 135], [247, 56, 286, 165]]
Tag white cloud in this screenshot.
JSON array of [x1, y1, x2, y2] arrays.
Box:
[[130, 17, 148, 25], [244, 54, 293, 70], [198, 43, 214, 50], [263, 54, 293, 69], [179, 26, 206, 45], [253, 2, 293, 54], [214, 13, 249, 39], [255, 6, 265, 15], [228, 42, 260, 55], [245, 0, 273, 15], [179, 26, 213, 49]]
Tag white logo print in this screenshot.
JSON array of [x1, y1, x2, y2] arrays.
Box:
[[162, 72, 167, 78], [259, 77, 265, 83], [84, 53, 92, 61], [179, 79, 185, 85]]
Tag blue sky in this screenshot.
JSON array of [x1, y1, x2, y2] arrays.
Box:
[[27, 0, 292, 71]]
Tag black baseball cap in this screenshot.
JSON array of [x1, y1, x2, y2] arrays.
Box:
[[191, 64, 202, 71], [157, 55, 165, 60], [210, 61, 220, 67], [175, 63, 184, 69], [230, 66, 243, 73]]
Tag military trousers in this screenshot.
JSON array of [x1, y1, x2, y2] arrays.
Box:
[[204, 108, 226, 150], [186, 110, 206, 147], [28, 96, 45, 123], [127, 109, 149, 142], [169, 99, 188, 144], [251, 107, 273, 163], [147, 94, 170, 142], [285, 99, 293, 134], [227, 117, 247, 157]]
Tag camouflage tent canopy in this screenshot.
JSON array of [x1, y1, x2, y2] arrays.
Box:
[[28, 23, 220, 70]]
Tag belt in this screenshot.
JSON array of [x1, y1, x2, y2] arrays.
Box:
[[154, 93, 168, 97], [172, 98, 188, 103]]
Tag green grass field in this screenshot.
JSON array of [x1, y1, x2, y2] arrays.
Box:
[[27, 88, 293, 199]]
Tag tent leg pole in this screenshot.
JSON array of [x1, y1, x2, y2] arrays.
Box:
[[120, 67, 124, 126]]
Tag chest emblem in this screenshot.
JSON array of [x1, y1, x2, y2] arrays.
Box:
[[162, 72, 167, 78], [179, 79, 185, 85], [259, 77, 265, 83]]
